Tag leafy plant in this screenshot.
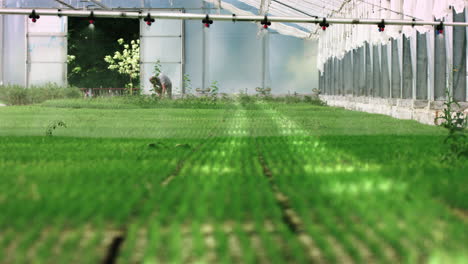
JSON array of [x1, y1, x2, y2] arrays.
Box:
[[0, 84, 81, 105], [1, 100, 467, 262], [255, 87, 271, 96], [153, 60, 162, 77], [45, 120, 67, 136], [209, 80, 219, 97], [67, 17, 139, 88], [183, 74, 193, 96], [104, 38, 140, 94], [435, 90, 468, 159]]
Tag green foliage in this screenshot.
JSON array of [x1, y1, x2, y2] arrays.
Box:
[[153, 60, 162, 76], [0, 101, 466, 262], [255, 87, 272, 96], [104, 38, 140, 93], [0, 84, 81, 105], [435, 91, 468, 160], [39, 94, 324, 110], [67, 17, 139, 88], [45, 120, 67, 136], [183, 74, 193, 95], [209, 81, 219, 96]]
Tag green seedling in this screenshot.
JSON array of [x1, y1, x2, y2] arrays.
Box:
[[148, 142, 167, 149], [175, 143, 192, 149], [435, 90, 468, 160], [45, 120, 67, 136]]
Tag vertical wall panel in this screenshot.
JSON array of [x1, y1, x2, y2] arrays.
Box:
[[27, 16, 67, 86], [337, 58, 342, 95], [140, 10, 183, 94], [3, 15, 25, 86], [0, 0, 3, 85], [453, 9, 467, 101], [340, 57, 344, 95], [328, 60, 332, 94], [344, 52, 353, 95], [373, 45, 381, 97], [319, 72, 323, 93], [381, 44, 391, 98], [352, 49, 359, 95], [333, 58, 338, 95], [391, 39, 401, 98], [358, 46, 366, 96], [416, 32, 428, 100], [327, 60, 331, 95], [402, 36, 413, 99], [323, 60, 330, 95], [365, 42, 372, 96], [434, 32, 447, 100]]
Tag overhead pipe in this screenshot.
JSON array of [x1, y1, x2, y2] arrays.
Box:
[[0, 8, 468, 27]]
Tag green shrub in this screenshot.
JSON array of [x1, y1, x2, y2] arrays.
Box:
[[40, 94, 326, 110], [435, 91, 468, 160], [0, 83, 82, 105]]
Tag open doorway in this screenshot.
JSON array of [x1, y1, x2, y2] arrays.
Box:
[[67, 17, 139, 90]]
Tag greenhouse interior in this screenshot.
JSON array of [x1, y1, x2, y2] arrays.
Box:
[[0, 0, 467, 263]]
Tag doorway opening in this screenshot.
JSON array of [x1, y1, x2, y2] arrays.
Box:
[[67, 17, 140, 91]]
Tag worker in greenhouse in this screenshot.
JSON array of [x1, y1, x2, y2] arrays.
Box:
[[150, 73, 172, 98]]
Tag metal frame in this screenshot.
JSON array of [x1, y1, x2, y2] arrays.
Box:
[[53, 0, 77, 10], [25, 16, 29, 88], [139, 9, 184, 94], [1, 8, 468, 27], [0, 0, 3, 85], [88, 0, 108, 10], [466, 8, 468, 102], [25, 16, 68, 87], [271, 0, 317, 18], [261, 31, 269, 89]]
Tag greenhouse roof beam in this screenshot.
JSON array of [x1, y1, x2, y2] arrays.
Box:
[[53, 0, 77, 10], [357, 0, 422, 20], [259, 0, 271, 15], [1, 8, 468, 27], [271, 0, 318, 18], [88, 0, 108, 9]]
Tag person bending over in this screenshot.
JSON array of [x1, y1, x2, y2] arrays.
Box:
[[150, 73, 172, 98]]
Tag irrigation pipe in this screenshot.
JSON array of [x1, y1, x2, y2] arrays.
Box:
[[0, 8, 467, 27]]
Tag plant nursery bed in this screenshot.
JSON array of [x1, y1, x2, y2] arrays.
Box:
[[0, 98, 466, 263]]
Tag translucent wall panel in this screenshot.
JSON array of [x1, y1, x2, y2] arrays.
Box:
[[205, 20, 262, 94], [3, 15, 26, 86], [357, 47, 366, 96], [184, 17, 203, 93], [181, 6, 319, 95], [453, 9, 467, 101], [0, 0, 4, 85], [402, 36, 413, 99], [27, 16, 67, 86], [6, 0, 203, 9], [332, 58, 338, 95], [381, 44, 391, 98], [339, 58, 343, 95], [6, 0, 59, 8], [434, 33, 447, 100], [326, 67, 330, 94], [416, 32, 428, 100], [338, 56, 344, 95], [344, 52, 352, 95], [365, 43, 372, 96], [391, 39, 400, 98], [140, 10, 183, 94], [373, 45, 380, 97], [352, 49, 359, 95]]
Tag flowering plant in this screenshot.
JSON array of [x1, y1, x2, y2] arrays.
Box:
[[104, 38, 140, 93]]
